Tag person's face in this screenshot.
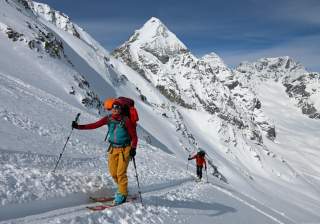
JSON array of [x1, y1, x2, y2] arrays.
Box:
[[111, 104, 121, 115]]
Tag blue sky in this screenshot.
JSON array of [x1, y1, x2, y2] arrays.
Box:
[[40, 0, 320, 71]]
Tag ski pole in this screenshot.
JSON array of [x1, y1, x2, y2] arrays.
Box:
[[132, 157, 143, 206], [205, 168, 209, 183], [187, 159, 189, 171], [53, 113, 80, 173]]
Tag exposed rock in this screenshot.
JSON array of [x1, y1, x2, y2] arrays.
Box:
[[6, 28, 23, 41]]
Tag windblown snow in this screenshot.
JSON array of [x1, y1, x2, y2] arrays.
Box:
[[0, 0, 320, 224]]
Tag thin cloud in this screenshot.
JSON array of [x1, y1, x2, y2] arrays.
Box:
[[77, 19, 140, 36], [65, 1, 320, 72], [271, 0, 320, 25], [75, 19, 143, 48], [220, 34, 320, 72]]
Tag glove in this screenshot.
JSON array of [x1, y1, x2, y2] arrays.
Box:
[[130, 147, 136, 158], [188, 157, 192, 161], [72, 121, 78, 129]]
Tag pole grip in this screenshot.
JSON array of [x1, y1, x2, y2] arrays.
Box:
[[75, 113, 81, 123], [72, 113, 81, 130]]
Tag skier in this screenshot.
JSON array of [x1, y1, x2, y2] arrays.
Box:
[[188, 150, 207, 181], [72, 99, 138, 205]]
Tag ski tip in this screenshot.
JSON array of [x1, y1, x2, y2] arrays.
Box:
[[89, 196, 114, 203]]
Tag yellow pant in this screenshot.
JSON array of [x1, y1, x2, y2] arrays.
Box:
[[108, 145, 131, 196]]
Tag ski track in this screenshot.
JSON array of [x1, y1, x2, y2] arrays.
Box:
[[0, 177, 193, 223], [0, 175, 292, 224], [283, 160, 320, 196], [208, 182, 296, 224], [148, 175, 294, 224]]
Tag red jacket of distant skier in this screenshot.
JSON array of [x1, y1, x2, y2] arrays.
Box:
[[190, 154, 207, 168]]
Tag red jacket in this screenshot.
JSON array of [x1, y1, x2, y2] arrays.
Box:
[[190, 154, 207, 168], [77, 114, 138, 148]]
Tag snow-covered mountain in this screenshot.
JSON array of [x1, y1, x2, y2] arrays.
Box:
[[112, 17, 278, 163], [235, 57, 320, 119], [1, 1, 320, 223]]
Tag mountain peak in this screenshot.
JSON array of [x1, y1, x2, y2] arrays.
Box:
[[139, 17, 169, 35], [123, 17, 188, 55], [144, 17, 163, 26], [201, 52, 227, 68]]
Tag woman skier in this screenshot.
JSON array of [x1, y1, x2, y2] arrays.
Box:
[[72, 99, 138, 205]]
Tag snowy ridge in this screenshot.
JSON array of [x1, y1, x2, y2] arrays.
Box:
[[1, 0, 320, 223], [235, 56, 307, 85], [201, 52, 227, 69], [0, 1, 101, 112], [29, 0, 110, 56], [235, 56, 320, 118], [29, 1, 80, 38]]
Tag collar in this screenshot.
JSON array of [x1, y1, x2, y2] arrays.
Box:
[[111, 114, 123, 121]]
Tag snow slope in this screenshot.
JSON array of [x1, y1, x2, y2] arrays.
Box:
[[0, 0, 320, 223], [257, 81, 320, 192]]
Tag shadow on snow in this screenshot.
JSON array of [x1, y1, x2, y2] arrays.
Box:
[[146, 196, 237, 217]]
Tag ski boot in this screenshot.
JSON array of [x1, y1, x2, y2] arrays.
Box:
[[113, 192, 127, 205]]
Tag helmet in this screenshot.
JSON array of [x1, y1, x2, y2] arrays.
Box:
[[197, 150, 206, 157], [103, 98, 115, 110]]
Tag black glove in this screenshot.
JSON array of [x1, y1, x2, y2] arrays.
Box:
[[72, 121, 78, 129], [188, 157, 192, 161], [130, 147, 136, 158]]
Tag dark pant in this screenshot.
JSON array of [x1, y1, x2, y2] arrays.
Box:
[[196, 165, 203, 179]]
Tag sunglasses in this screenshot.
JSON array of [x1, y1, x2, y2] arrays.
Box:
[[112, 104, 122, 110]]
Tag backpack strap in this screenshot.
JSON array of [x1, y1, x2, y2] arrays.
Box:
[[104, 115, 112, 142], [104, 115, 128, 142]]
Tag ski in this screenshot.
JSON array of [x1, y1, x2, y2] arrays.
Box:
[[89, 196, 114, 203], [87, 196, 138, 211], [190, 171, 228, 184], [213, 171, 228, 184], [89, 194, 138, 203]]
